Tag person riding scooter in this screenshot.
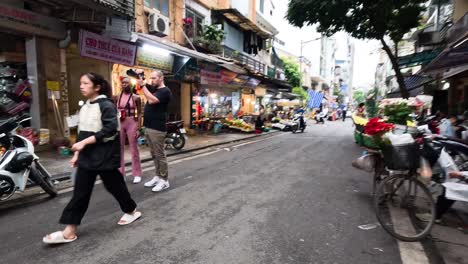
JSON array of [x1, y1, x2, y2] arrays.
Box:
[[315, 105, 328, 124]]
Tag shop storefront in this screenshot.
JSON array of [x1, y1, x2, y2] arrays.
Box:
[[0, 2, 66, 147]]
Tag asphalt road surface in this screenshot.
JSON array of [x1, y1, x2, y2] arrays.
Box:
[[0, 120, 410, 264]]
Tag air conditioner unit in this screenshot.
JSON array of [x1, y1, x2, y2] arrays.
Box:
[[148, 12, 170, 37]]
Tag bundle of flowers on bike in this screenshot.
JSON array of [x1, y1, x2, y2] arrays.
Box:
[[359, 118, 394, 149]]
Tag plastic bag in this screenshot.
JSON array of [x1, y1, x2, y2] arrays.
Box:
[[352, 154, 376, 173]]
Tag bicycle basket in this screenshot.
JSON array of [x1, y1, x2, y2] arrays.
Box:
[[382, 143, 420, 171]]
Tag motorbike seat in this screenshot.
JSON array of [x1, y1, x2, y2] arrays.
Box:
[[166, 121, 183, 126]]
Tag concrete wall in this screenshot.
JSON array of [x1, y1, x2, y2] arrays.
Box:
[[195, 0, 219, 9], [180, 82, 192, 129], [231, 0, 250, 17], [224, 22, 244, 51], [135, 0, 185, 45], [66, 43, 112, 115], [37, 37, 61, 136], [453, 0, 468, 23]]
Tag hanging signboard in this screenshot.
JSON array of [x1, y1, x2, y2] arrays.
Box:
[[220, 70, 238, 83], [135, 47, 174, 71], [0, 3, 66, 39], [79, 30, 136, 66], [200, 69, 221, 86], [245, 78, 261, 88]]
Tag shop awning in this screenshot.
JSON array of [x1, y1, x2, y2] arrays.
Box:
[[122, 33, 248, 74], [420, 15, 468, 75], [397, 49, 442, 69], [386, 74, 433, 98], [136, 33, 228, 64], [213, 9, 273, 38]]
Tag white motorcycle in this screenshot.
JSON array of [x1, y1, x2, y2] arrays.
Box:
[[0, 115, 57, 201]]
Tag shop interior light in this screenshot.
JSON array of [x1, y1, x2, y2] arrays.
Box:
[[131, 79, 137, 85], [142, 44, 171, 56], [251, 101, 256, 105], [210, 93, 218, 98], [442, 82, 450, 90]]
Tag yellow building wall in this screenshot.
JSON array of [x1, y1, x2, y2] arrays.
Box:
[[453, 0, 468, 23]]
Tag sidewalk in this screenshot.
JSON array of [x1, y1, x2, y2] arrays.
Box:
[[431, 203, 468, 264], [38, 131, 278, 179]]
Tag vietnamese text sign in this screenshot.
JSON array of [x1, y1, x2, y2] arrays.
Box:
[[135, 48, 174, 71], [0, 3, 66, 39], [200, 69, 221, 86], [79, 30, 136, 66]]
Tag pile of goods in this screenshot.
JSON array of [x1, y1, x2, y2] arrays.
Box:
[[225, 119, 255, 132]]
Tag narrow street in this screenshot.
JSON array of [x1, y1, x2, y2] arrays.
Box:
[[0, 121, 405, 264]]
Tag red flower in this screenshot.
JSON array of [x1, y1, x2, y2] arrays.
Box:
[[364, 118, 394, 136], [183, 17, 193, 25]]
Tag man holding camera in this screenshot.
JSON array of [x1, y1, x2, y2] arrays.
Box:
[[138, 70, 172, 192]]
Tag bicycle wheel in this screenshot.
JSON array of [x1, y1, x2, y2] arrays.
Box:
[[374, 174, 435, 242]]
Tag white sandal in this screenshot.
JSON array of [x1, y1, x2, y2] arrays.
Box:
[[118, 211, 142, 226], [43, 231, 77, 244]]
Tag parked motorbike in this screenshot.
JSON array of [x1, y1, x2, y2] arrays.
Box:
[[0, 115, 57, 201], [165, 120, 186, 150], [291, 114, 307, 133]]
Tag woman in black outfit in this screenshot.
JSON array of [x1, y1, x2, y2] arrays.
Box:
[[43, 73, 141, 244]]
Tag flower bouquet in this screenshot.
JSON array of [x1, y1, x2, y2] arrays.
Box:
[[362, 118, 395, 149]]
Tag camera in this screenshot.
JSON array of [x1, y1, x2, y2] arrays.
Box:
[[126, 69, 145, 80]]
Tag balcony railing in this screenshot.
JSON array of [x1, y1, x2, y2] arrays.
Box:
[[92, 0, 134, 18], [222, 46, 266, 74]]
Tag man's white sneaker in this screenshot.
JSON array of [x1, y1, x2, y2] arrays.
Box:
[[133, 176, 142, 184], [152, 180, 170, 192], [144, 176, 160, 187]]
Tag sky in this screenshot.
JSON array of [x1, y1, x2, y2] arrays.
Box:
[[271, 0, 380, 90]]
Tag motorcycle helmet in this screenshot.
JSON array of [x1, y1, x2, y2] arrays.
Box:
[[6, 151, 33, 173]]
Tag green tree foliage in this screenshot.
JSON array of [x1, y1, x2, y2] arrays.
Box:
[[365, 87, 379, 118], [282, 57, 301, 88], [353, 90, 366, 104], [292, 86, 309, 103], [287, 0, 426, 99], [333, 85, 344, 105]]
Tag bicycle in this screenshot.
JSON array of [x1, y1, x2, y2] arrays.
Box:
[[373, 143, 436, 242]]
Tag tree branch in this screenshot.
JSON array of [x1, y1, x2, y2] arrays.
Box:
[[379, 38, 409, 99]]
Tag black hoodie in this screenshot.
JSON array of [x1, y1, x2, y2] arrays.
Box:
[[77, 95, 120, 170]]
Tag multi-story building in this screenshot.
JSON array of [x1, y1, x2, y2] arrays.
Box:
[[320, 36, 336, 91], [405, 0, 468, 114], [334, 36, 355, 103], [131, 0, 288, 125], [275, 48, 312, 89], [0, 0, 134, 146]]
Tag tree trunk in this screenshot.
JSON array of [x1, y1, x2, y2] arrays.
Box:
[[379, 38, 409, 99]]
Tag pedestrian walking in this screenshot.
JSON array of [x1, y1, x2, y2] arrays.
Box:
[[43, 73, 141, 244], [140, 70, 173, 192], [114, 77, 143, 184], [342, 104, 348, 122]]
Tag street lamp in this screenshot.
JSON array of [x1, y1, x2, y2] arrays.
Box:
[[299, 37, 322, 88]]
